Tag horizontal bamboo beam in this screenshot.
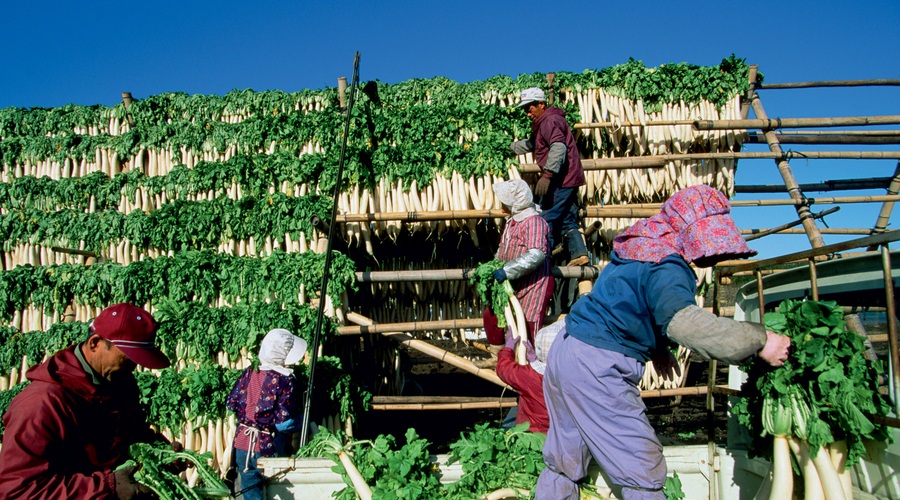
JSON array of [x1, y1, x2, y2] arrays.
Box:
[[601, 151, 900, 161], [581, 207, 659, 218], [50, 246, 98, 258], [741, 228, 871, 236], [520, 157, 666, 173], [743, 206, 840, 241], [345, 312, 509, 389], [719, 230, 900, 275], [586, 195, 900, 219], [518, 152, 898, 178], [369, 387, 745, 409], [736, 177, 892, 193], [758, 79, 900, 89], [338, 318, 484, 335], [370, 396, 518, 411], [354, 266, 600, 283], [775, 130, 900, 136], [574, 119, 694, 130], [746, 134, 900, 145], [337, 195, 900, 224], [732, 194, 900, 207], [694, 115, 900, 131]]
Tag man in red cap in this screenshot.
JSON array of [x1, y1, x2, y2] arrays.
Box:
[[0, 303, 178, 499]]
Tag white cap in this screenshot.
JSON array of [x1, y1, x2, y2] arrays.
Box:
[[517, 87, 546, 108], [258, 328, 308, 375]]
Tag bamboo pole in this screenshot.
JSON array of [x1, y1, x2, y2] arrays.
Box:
[[758, 79, 900, 89], [742, 228, 870, 236], [745, 134, 900, 145], [695, 115, 900, 130], [585, 194, 900, 212], [719, 230, 900, 276], [337, 318, 484, 335], [337, 77, 348, 108], [574, 119, 694, 130], [546, 73, 555, 105], [742, 207, 840, 241], [354, 266, 600, 283], [869, 162, 900, 242], [881, 245, 900, 416], [773, 130, 900, 136], [520, 157, 666, 172], [345, 312, 509, 389], [732, 194, 900, 206], [736, 178, 892, 193], [121, 92, 134, 127], [749, 89, 824, 248], [335, 195, 900, 225], [741, 65, 757, 120], [370, 396, 518, 411]]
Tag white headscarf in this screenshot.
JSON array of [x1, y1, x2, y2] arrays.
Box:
[[493, 179, 541, 222], [530, 318, 565, 375], [258, 328, 308, 375]]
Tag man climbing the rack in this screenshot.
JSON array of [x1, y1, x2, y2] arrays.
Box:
[[510, 87, 589, 267]]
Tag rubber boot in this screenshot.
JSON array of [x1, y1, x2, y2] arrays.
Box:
[[473, 344, 503, 369]]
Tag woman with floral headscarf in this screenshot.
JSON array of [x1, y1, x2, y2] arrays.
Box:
[[226, 328, 307, 500], [477, 179, 554, 369], [535, 185, 792, 500]]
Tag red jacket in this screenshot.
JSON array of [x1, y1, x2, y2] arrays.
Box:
[[495, 348, 549, 433], [530, 106, 585, 189], [0, 344, 161, 499]]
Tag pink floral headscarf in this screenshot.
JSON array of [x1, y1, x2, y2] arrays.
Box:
[[613, 185, 756, 264]]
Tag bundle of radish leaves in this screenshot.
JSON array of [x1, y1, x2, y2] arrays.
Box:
[[469, 260, 529, 365], [733, 299, 893, 500], [115, 442, 230, 500]]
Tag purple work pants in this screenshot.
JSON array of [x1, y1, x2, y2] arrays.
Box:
[[536, 332, 666, 500]]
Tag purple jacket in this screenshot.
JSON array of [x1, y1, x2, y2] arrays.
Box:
[[531, 106, 585, 189], [226, 368, 298, 457]]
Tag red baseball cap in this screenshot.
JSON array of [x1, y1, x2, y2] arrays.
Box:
[[89, 303, 170, 369]]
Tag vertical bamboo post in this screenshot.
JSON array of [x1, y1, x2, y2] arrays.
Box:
[[546, 73, 555, 105], [741, 65, 757, 120], [756, 269, 766, 321], [337, 77, 348, 109], [749, 87, 825, 248], [808, 258, 819, 301], [121, 92, 134, 127], [707, 268, 720, 500], [869, 161, 900, 245], [880, 245, 900, 415]]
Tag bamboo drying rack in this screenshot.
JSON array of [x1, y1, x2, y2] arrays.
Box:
[[348, 71, 900, 466]]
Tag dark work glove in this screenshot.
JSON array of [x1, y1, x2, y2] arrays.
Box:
[[114, 466, 153, 499], [534, 173, 552, 197], [164, 441, 189, 474], [493, 268, 507, 282]]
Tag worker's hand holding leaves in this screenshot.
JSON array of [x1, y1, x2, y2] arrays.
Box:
[[114, 465, 153, 499], [759, 330, 791, 367], [534, 172, 552, 197], [163, 441, 190, 474], [492, 268, 507, 282]]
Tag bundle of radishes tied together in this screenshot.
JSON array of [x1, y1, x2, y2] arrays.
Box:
[[734, 299, 894, 500]]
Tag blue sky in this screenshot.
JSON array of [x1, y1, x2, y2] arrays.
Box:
[[2, 0, 898, 259]]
